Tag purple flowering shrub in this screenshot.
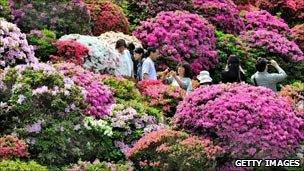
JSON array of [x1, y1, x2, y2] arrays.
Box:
[[242, 10, 291, 37], [240, 29, 304, 62], [193, 0, 245, 35], [0, 19, 37, 68], [54, 62, 115, 119], [134, 11, 218, 75], [9, 0, 92, 36], [0, 63, 128, 166], [173, 83, 304, 160], [124, 0, 193, 30]]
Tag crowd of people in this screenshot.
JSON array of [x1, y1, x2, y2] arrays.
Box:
[[115, 39, 288, 92]]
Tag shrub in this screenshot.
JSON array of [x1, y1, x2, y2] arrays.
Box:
[[85, 0, 129, 36], [9, 0, 92, 36], [0, 135, 28, 159], [279, 82, 304, 118], [127, 129, 222, 171], [240, 29, 304, 62], [123, 0, 193, 30], [210, 31, 255, 83], [193, 0, 245, 35], [54, 62, 115, 119], [256, 0, 304, 26], [0, 19, 37, 68], [26, 29, 57, 62], [173, 83, 304, 160], [84, 104, 166, 156], [137, 80, 185, 117], [51, 39, 89, 65], [67, 160, 133, 171], [134, 11, 218, 75], [0, 63, 86, 132], [0, 160, 48, 171], [100, 75, 142, 103], [242, 10, 291, 37], [99, 31, 142, 49], [59, 34, 120, 74], [292, 24, 304, 52]]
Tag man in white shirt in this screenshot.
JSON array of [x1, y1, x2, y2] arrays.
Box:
[[115, 39, 134, 78], [142, 47, 160, 80]]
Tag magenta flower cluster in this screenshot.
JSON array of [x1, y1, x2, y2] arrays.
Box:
[[0, 19, 37, 68], [241, 29, 304, 62], [243, 10, 291, 37], [133, 11, 218, 75], [55, 63, 115, 118], [193, 0, 245, 35], [173, 83, 304, 159]]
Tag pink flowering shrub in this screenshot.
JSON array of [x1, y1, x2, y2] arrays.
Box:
[[193, 0, 245, 35], [0, 19, 37, 68], [127, 129, 222, 170], [85, 0, 129, 36], [256, 0, 304, 25], [137, 80, 185, 117], [279, 82, 304, 118], [51, 39, 89, 65], [174, 83, 304, 159], [0, 135, 28, 159], [55, 62, 115, 118], [292, 24, 304, 52], [242, 10, 291, 37], [134, 11, 218, 75], [240, 29, 304, 62]]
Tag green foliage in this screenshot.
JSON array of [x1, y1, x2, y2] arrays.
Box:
[[0, 0, 10, 20], [0, 160, 48, 171], [211, 31, 255, 83], [26, 29, 57, 62]]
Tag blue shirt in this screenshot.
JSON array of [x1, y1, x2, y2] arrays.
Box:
[[142, 57, 157, 80]]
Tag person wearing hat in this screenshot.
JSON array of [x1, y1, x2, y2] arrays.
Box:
[[197, 71, 213, 86]]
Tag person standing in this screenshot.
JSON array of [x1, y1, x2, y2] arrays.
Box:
[[251, 58, 287, 92], [142, 47, 160, 80], [115, 39, 134, 78], [221, 55, 246, 83], [197, 70, 213, 86], [133, 47, 145, 81]]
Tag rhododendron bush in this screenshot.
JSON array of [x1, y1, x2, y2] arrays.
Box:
[[99, 31, 142, 49], [85, 0, 129, 36], [67, 160, 134, 171], [51, 39, 89, 65], [256, 0, 304, 25], [0, 160, 48, 171], [241, 29, 304, 62], [134, 11, 218, 75], [243, 10, 291, 37], [193, 0, 245, 35], [279, 82, 304, 117], [60, 34, 120, 74], [127, 129, 222, 170], [137, 80, 185, 117], [55, 62, 115, 118], [9, 0, 92, 36], [0, 135, 28, 159], [292, 24, 304, 52], [26, 29, 56, 62], [124, 0, 193, 30], [174, 84, 304, 159], [0, 19, 37, 68]]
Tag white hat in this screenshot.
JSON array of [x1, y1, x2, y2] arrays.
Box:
[[197, 71, 212, 84]]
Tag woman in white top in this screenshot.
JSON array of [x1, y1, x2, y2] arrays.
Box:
[[162, 63, 192, 92], [115, 39, 134, 78]]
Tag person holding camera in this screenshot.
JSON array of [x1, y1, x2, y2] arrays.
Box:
[[251, 58, 287, 92], [161, 63, 192, 92]]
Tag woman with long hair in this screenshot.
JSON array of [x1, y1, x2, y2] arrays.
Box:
[[221, 55, 245, 83]]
